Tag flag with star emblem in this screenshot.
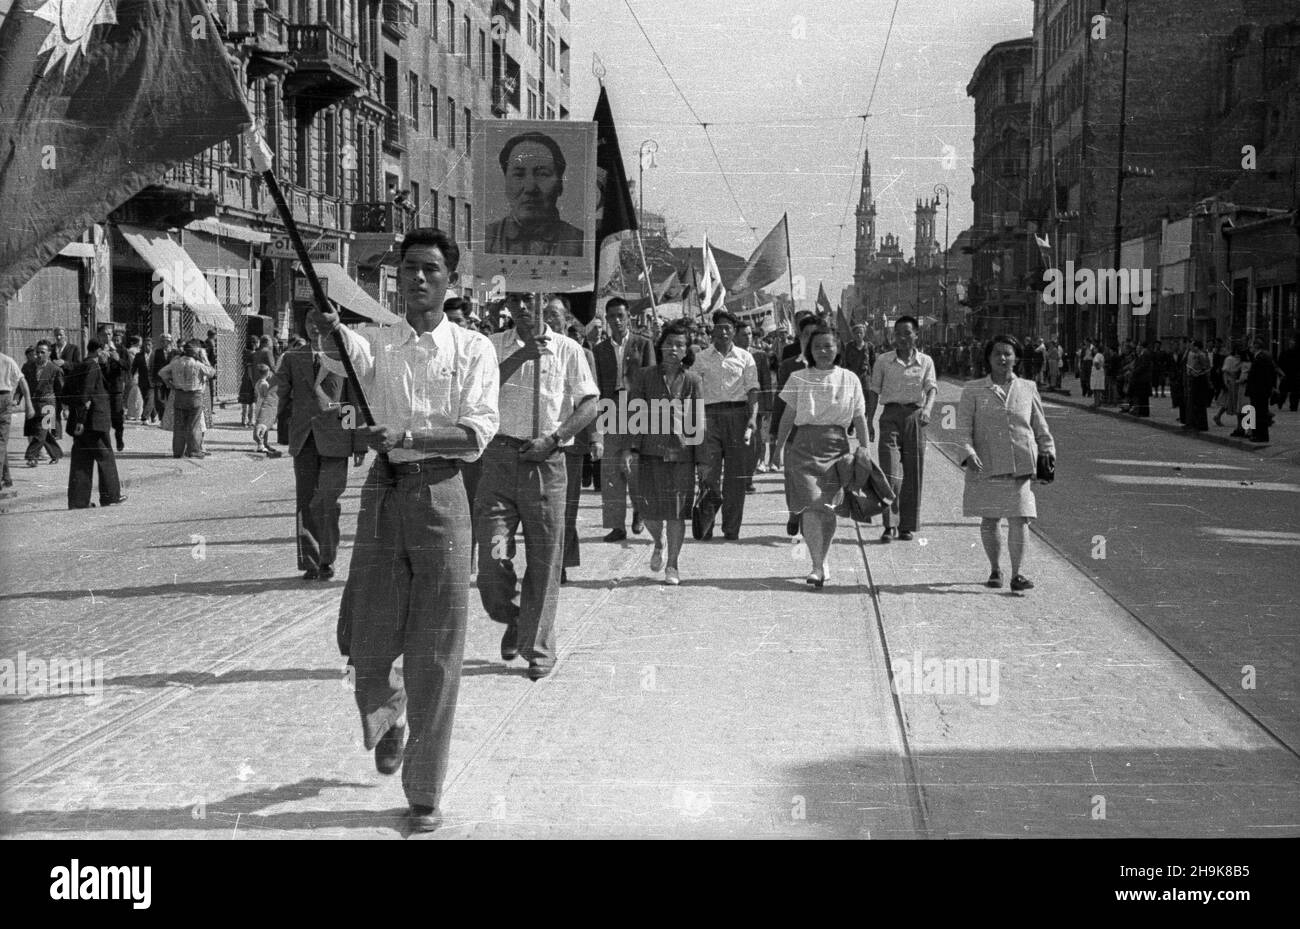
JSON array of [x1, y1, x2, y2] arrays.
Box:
[[0, 0, 251, 303]]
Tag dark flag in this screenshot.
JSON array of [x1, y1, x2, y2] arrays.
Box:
[[730, 214, 790, 302], [816, 282, 834, 316], [568, 85, 638, 325], [0, 0, 251, 303]]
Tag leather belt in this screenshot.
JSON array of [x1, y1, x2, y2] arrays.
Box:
[[492, 434, 531, 449], [379, 457, 460, 476]]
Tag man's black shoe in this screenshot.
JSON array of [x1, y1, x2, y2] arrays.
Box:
[[724, 532, 739, 541], [318, 564, 335, 580], [879, 528, 894, 543], [527, 659, 554, 681], [745, 483, 756, 494], [897, 530, 914, 541], [631, 513, 644, 535], [375, 723, 406, 775], [603, 528, 627, 542], [302, 567, 319, 580], [786, 515, 800, 536], [500, 624, 519, 661], [1009, 574, 1035, 592], [409, 805, 443, 833]]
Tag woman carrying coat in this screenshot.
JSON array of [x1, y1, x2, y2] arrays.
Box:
[[956, 335, 1056, 592], [775, 324, 871, 589]]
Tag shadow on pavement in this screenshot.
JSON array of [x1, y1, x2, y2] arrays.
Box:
[[0, 576, 318, 602]]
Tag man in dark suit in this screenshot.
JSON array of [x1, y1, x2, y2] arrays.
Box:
[[150, 334, 174, 421], [101, 342, 130, 451], [256, 317, 367, 580], [1245, 339, 1278, 444], [591, 297, 654, 541], [64, 340, 124, 509]]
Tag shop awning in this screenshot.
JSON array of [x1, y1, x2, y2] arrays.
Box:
[[118, 224, 234, 331], [313, 262, 404, 326]]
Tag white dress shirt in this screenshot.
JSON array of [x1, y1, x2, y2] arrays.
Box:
[[779, 367, 865, 426], [611, 334, 627, 390], [868, 349, 937, 405], [489, 323, 598, 445], [327, 316, 499, 463], [694, 343, 759, 405]]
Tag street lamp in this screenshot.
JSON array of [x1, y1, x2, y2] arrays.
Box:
[[934, 183, 951, 340]]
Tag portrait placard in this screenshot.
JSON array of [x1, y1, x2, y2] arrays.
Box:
[[474, 119, 597, 293]]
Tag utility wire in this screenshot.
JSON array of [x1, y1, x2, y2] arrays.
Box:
[[623, 0, 753, 241]]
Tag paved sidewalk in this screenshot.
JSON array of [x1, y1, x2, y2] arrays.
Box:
[[2, 408, 1296, 838], [1, 402, 275, 515], [949, 371, 1300, 466]]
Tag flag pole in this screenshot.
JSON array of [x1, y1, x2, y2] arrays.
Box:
[[635, 230, 657, 314], [248, 132, 377, 432], [783, 212, 795, 330]]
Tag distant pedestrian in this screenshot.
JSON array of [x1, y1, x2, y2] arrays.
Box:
[[956, 335, 1055, 592], [159, 340, 215, 458], [775, 324, 870, 588], [250, 364, 281, 457], [591, 297, 652, 541], [22, 341, 63, 466], [238, 334, 258, 426], [203, 329, 219, 410], [63, 340, 124, 508], [1244, 338, 1277, 444], [1277, 335, 1300, 412], [1214, 342, 1243, 428], [1151, 340, 1168, 398], [1090, 344, 1106, 406], [1126, 343, 1152, 417], [150, 334, 173, 423], [1183, 340, 1213, 432], [0, 349, 32, 488], [625, 320, 703, 586], [868, 316, 938, 542]]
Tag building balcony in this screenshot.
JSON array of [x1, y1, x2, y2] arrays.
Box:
[[285, 24, 364, 101], [383, 111, 409, 153], [230, 3, 288, 53], [352, 201, 414, 236], [285, 184, 347, 232]]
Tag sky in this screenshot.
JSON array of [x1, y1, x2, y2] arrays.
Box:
[[570, 0, 1034, 302]]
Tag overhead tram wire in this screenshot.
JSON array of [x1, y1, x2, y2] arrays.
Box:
[[832, 0, 903, 282], [622, 0, 754, 243]]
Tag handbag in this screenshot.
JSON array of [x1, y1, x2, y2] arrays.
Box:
[[1035, 452, 1056, 484]]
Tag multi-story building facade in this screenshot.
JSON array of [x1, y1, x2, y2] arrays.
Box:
[[966, 37, 1034, 340], [1, 0, 573, 389]]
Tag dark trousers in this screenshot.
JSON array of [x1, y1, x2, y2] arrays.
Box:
[[1283, 380, 1299, 412], [26, 423, 63, 463], [0, 395, 11, 484], [111, 407, 125, 449], [600, 430, 638, 529], [139, 384, 154, 420], [152, 383, 169, 421], [339, 461, 470, 810], [1249, 393, 1271, 441], [878, 403, 925, 532], [699, 405, 749, 536], [293, 442, 349, 571], [67, 428, 121, 508], [172, 390, 204, 457], [474, 438, 566, 663], [563, 448, 584, 568]]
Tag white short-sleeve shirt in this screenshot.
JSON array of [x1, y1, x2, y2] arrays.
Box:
[[779, 366, 865, 427]]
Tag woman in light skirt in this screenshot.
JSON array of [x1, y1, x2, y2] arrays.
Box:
[[775, 324, 871, 588], [956, 335, 1056, 592], [623, 320, 704, 585]]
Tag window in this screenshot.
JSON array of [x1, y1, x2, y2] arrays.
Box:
[[479, 29, 487, 79], [1004, 68, 1022, 104], [410, 181, 421, 219], [447, 97, 455, 148], [527, 88, 537, 119], [463, 14, 471, 65], [430, 0, 437, 41], [546, 35, 555, 71], [431, 187, 439, 230], [429, 84, 438, 138], [448, 194, 457, 238], [447, 0, 455, 53], [322, 111, 337, 196], [527, 13, 537, 49], [464, 202, 472, 246], [464, 107, 471, 153], [408, 71, 420, 129]]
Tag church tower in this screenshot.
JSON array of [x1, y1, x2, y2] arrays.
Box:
[[852, 140, 877, 293], [914, 196, 939, 269]]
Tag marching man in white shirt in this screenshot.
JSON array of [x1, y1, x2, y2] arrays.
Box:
[[693, 310, 760, 540]]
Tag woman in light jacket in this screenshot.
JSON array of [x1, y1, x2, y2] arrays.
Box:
[[956, 335, 1056, 592]]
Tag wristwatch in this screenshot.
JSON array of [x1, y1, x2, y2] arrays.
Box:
[[401, 429, 414, 450]]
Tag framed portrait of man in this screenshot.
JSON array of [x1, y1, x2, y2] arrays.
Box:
[[474, 119, 597, 293]]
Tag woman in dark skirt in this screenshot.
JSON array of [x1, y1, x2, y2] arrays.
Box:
[[237, 334, 258, 426], [774, 325, 870, 588], [623, 320, 704, 586]]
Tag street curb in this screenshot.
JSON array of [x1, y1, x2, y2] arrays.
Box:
[[939, 376, 1297, 463]]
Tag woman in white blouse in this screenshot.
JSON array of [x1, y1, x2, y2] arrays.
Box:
[[956, 335, 1056, 592], [775, 325, 871, 588]]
